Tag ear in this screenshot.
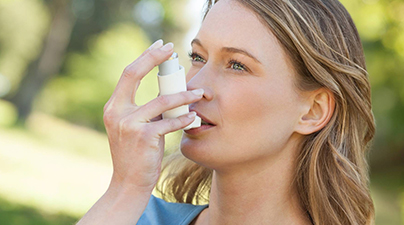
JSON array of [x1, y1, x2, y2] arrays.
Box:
[[295, 88, 335, 135]]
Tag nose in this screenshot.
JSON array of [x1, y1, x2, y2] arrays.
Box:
[[186, 66, 214, 101]]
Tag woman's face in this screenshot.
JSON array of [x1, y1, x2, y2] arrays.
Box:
[[181, 0, 306, 171]]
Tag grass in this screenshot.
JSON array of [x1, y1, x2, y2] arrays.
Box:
[[0, 113, 113, 218], [0, 100, 402, 224], [0, 197, 78, 225]]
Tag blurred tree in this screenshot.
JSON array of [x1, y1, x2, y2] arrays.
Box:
[[7, 0, 75, 125], [0, 0, 50, 93], [4, 0, 188, 125]]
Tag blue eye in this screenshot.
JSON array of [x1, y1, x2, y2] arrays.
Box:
[[188, 52, 206, 63], [188, 51, 249, 73], [229, 60, 247, 71]]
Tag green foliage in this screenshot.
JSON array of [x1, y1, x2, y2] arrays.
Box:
[[0, 0, 50, 91], [341, 0, 404, 167], [0, 99, 17, 126], [36, 23, 159, 130]]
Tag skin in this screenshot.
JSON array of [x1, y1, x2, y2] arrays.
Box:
[[77, 0, 334, 224], [183, 0, 333, 224]]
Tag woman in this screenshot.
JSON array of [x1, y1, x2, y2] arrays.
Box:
[[78, 0, 375, 224]]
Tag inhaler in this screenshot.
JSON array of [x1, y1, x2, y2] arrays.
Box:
[[158, 52, 201, 130]]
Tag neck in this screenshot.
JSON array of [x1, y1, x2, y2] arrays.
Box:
[[204, 135, 311, 225]]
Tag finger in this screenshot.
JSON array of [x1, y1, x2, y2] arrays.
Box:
[[148, 93, 163, 122], [150, 114, 162, 122], [113, 41, 174, 105], [150, 112, 197, 136], [139, 39, 163, 58], [138, 89, 204, 122], [106, 40, 163, 110]]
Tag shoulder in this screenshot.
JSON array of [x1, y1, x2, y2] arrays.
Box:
[[137, 195, 208, 225]]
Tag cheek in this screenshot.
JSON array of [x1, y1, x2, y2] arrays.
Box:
[[224, 80, 298, 126], [222, 80, 300, 149]]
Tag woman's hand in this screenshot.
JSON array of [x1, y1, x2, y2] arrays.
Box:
[[103, 40, 203, 193], [77, 40, 203, 225]]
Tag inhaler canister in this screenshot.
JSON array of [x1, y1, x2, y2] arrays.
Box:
[[158, 52, 201, 130]]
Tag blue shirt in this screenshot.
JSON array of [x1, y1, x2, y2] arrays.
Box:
[[137, 195, 208, 225]]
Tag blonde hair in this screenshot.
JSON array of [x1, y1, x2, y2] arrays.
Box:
[[157, 0, 375, 224]]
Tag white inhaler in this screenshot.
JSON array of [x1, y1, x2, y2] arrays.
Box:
[[158, 52, 201, 130]]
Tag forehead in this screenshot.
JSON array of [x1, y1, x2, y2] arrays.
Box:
[[196, 0, 280, 56], [195, 0, 298, 90]]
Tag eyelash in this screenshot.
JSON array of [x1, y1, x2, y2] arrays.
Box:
[[188, 51, 249, 73]]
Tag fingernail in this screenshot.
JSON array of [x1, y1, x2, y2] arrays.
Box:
[[191, 88, 204, 97], [187, 111, 197, 119], [149, 39, 163, 50], [161, 42, 174, 52]]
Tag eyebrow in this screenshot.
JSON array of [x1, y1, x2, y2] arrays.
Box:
[[191, 38, 262, 64]]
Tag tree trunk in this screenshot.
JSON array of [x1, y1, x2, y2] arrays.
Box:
[[8, 1, 75, 125]]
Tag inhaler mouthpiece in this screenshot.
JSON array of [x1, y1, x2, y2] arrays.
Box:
[[158, 53, 201, 130]]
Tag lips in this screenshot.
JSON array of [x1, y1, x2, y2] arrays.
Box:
[[201, 120, 213, 126], [189, 109, 216, 126], [184, 107, 216, 136]]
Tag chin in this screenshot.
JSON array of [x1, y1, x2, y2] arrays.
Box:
[[180, 136, 203, 159], [180, 136, 217, 169]]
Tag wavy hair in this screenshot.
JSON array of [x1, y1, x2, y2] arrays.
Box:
[[157, 0, 375, 224]]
